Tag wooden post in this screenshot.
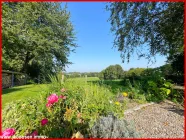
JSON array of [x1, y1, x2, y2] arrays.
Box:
[[38, 75, 40, 84], [61, 72, 64, 84], [25, 74, 27, 85], [85, 75, 87, 83], [11, 73, 14, 87]]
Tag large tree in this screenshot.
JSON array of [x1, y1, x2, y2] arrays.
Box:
[[100, 64, 124, 80], [106, 2, 184, 67], [2, 2, 77, 79]]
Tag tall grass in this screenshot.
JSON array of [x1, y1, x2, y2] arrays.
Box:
[[48, 74, 126, 126]]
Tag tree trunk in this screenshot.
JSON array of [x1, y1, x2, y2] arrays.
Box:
[[21, 51, 32, 73]]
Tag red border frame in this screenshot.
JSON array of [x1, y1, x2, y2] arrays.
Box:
[[0, 0, 2, 138], [0, 0, 185, 139]]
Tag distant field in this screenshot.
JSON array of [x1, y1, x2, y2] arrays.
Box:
[[67, 77, 100, 82], [2, 84, 49, 108]]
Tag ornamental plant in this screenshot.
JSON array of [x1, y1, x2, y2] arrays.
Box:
[[91, 115, 141, 138]]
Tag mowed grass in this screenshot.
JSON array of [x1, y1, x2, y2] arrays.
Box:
[[2, 77, 100, 109], [2, 77, 127, 109], [2, 84, 49, 108]]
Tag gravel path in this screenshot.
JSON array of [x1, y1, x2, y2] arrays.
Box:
[[124, 101, 184, 138]]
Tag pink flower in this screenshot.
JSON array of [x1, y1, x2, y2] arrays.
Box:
[[59, 95, 67, 100], [46, 102, 52, 108], [26, 130, 38, 137], [61, 88, 66, 92], [2, 128, 16, 136], [77, 113, 81, 118], [41, 118, 48, 126], [47, 94, 58, 104], [31, 130, 38, 136]]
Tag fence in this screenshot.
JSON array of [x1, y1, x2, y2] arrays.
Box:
[[2, 70, 27, 89]]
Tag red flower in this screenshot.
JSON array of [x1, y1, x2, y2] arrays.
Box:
[[41, 118, 48, 126], [2, 128, 15, 136], [31, 131, 38, 136], [26, 130, 38, 137]]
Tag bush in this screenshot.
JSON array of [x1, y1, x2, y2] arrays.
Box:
[[123, 73, 173, 103], [123, 79, 146, 103], [2, 97, 46, 137], [91, 115, 140, 138]]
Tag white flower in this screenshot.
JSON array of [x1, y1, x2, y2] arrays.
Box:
[[109, 100, 113, 104]]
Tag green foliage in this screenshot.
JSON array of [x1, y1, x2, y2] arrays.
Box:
[[2, 2, 77, 79], [122, 66, 176, 103], [65, 72, 99, 78], [2, 97, 46, 136], [168, 50, 184, 76], [106, 2, 183, 63], [124, 79, 146, 103], [98, 71, 105, 80], [99, 64, 124, 80], [158, 64, 173, 76], [145, 79, 172, 102], [125, 68, 146, 77], [2, 76, 126, 138], [99, 79, 127, 94], [168, 89, 184, 105]]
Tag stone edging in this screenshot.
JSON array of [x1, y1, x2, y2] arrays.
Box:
[[124, 102, 154, 115]]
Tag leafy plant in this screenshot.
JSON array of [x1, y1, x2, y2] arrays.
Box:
[[124, 79, 146, 102], [91, 115, 140, 138]]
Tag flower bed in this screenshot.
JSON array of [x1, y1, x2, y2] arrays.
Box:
[[2, 80, 131, 138]]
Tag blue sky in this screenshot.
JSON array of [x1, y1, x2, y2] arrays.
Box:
[[63, 2, 167, 72]]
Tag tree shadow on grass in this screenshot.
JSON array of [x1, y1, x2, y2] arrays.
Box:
[[160, 103, 184, 116], [2, 87, 25, 95]]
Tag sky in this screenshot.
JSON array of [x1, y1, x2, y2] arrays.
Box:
[[63, 2, 167, 72]]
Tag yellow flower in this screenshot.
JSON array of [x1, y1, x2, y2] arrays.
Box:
[[115, 102, 120, 105], [47, 108, 52, 113], [123, 92, 128, 97], [64, 108, 74, 121], [71, 131, 84, 138], [21, 104, 26, 108]]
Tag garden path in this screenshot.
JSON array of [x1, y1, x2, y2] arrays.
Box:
[[124, 100, 184, 138]]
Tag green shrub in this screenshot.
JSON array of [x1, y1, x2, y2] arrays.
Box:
[[123, 74, 174, 103], [145, 78, 173, 102], [124, 79, 146, 102], [2, 96, 46, 137], [168, 89, 184, 105]]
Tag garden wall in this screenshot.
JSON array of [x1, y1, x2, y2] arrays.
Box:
[[2, 70, 27, 89]]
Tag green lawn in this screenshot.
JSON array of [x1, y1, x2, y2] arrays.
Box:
[[2, 77, 99, 108], [2, 84, 49, 108], [2, 77, 126, 108]]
